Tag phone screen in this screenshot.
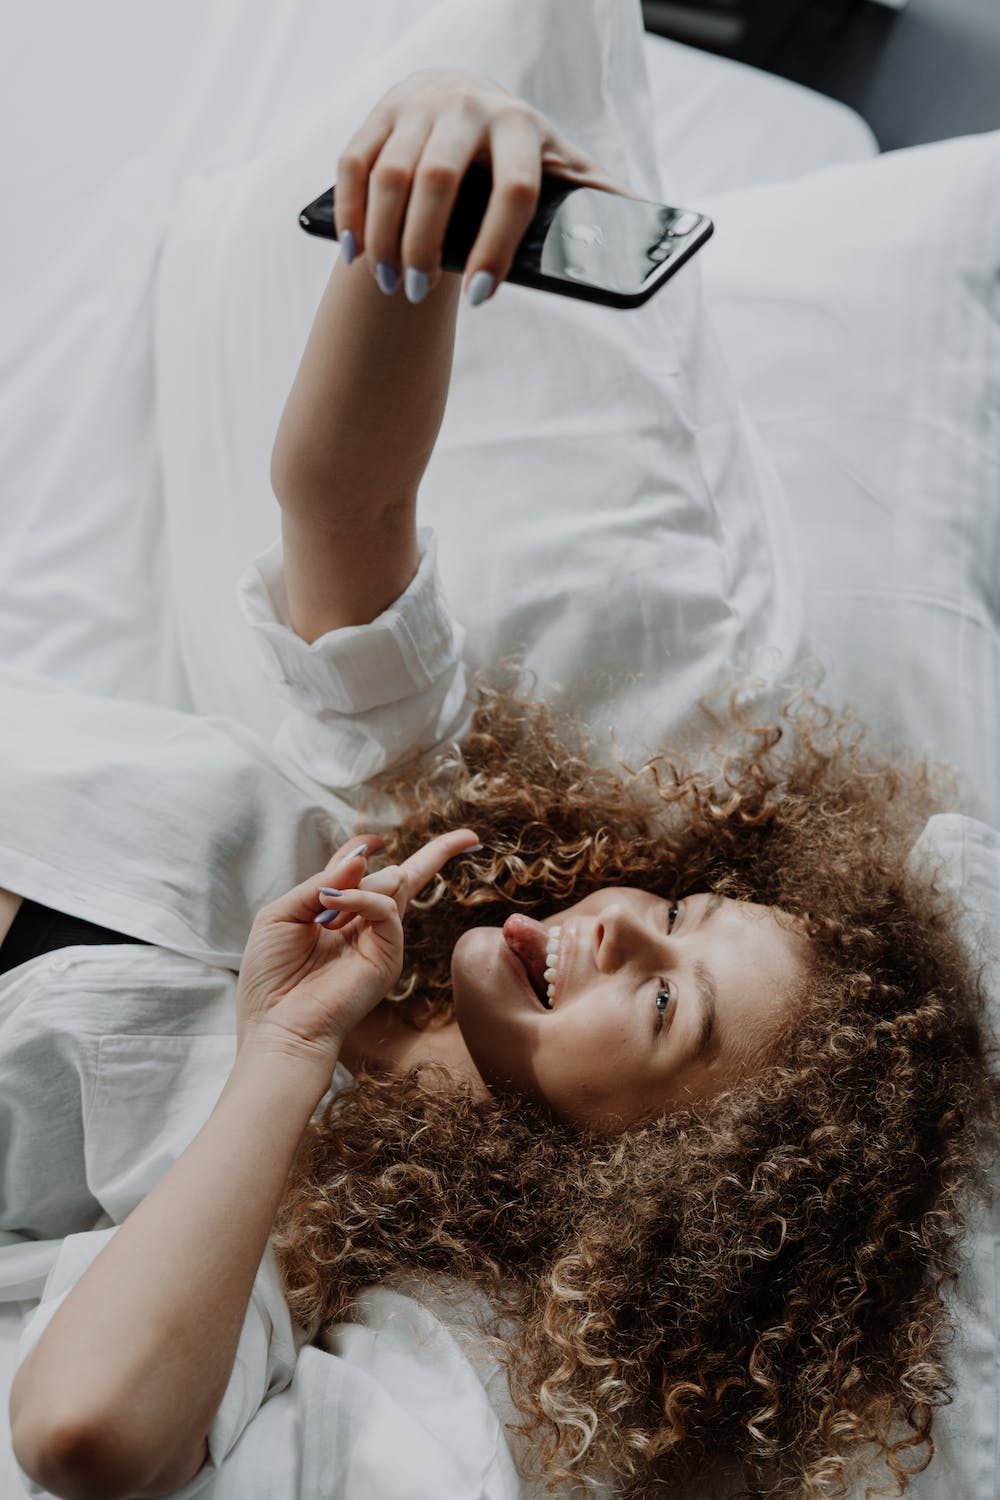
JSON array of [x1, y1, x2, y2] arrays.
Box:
[[515, 171, 707, 297]]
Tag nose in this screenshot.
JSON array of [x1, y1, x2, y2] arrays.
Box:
[[593, 903, 671, 972]]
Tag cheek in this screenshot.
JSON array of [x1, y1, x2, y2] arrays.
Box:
[[534, 1012, 639, 1111]]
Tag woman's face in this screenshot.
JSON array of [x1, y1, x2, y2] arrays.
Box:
[[451, 888, 811, 1131]]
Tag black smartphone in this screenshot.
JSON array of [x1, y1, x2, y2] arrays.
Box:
[[297, 159, 713, 310]]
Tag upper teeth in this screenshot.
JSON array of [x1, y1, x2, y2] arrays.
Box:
[[543, 926, 561, 1008]]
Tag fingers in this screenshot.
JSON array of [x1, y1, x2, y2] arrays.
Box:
[[322, 835, 384, 883], [251, 835, 382, 933], [362, 112, 436, 289], [396, 829, 481, 896], [313, 836, 383, 930], [315, 831, 479, 930], [323, 864, 409, 905], [334, 111, 395, 259], [537, 117, 642, 200], [458, 109, 541, 301], [314, 883, 405, 942], [393, 106, 486, 299], [254, 828, 479, 936], [336, 82, 544, 306]]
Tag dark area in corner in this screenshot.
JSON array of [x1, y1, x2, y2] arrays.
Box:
[[641, 0, 1000, 151]]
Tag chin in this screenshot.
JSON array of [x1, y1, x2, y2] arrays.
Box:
[[449, 926, 493, 1028], [449, 927, 543, 1101]]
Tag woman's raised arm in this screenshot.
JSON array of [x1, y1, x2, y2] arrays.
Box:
[[272, 247, 461, 640], [269, 67, 636, 643]]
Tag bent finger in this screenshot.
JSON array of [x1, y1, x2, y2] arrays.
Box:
[[320, 864, 408, 908], [322, 835, 385, 885], [399, 101, 492, 297], [461, 111, 542, 302], [364, 114, 436, 284], [335, 110, 398, 261], [313, 885, 403, 934], [256, 836, 383, 929]]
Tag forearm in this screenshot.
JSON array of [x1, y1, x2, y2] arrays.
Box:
[[11, 1045, 331, 1499], [271, 252, 462, 518], [270, 255, 462, 638]]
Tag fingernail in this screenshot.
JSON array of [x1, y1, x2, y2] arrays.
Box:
[[404, 267, 428, 304], [314, 909, 339, 926], [319, 887, 344, 897], [332, 844, 367, 876], [465, 842, 484, 853], [375, 262, 399, 295], [467, 270, 495, 308], [341, 229, 357, 265]]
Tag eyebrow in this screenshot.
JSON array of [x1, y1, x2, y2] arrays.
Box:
[[691, 893, 724, 1060]]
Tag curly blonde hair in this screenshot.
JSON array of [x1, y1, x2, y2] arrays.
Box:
[[270, 659, 1000, 1499]]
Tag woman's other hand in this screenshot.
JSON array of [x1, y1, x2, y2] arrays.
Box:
[[335, 65, 640, 307], [236, 829, 480, 1071]]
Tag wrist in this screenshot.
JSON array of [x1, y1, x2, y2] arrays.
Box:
[[233, 1027, 340, 1109]]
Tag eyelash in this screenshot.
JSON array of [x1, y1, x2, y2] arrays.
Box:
[[654, 902, 682, 1032]]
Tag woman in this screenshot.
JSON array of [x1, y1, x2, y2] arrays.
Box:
[[9, 67, 1000, 1500]]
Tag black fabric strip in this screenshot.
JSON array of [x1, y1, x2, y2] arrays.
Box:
[[0, 897, 153, 976]]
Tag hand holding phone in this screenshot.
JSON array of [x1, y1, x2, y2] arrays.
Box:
[[298, 66, 712, 311]]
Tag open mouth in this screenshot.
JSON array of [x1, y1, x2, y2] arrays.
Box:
[[503, 923, 553, 1010]]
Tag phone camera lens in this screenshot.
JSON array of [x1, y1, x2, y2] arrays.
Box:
[[668, 211, 701, 238]]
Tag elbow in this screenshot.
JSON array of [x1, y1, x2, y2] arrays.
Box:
[[11, 1411, 177, 1500], [269, 440, 297, 508], [13, 1411, 123, 1500], [270, 442, 321, 514]]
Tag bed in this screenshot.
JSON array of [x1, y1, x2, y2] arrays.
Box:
[[2, 1, 998, 1495]]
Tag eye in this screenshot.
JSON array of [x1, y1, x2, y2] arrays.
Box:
[[653, 901, 682, 1034]]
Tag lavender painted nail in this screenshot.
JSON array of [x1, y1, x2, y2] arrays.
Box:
[[375, 262, 399, 295], [404, 267, 428, 304], [331, 844, 367, 878], [467, 270, 495, 307]]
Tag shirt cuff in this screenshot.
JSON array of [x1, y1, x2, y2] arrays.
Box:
[[235, 523, 465, 716]]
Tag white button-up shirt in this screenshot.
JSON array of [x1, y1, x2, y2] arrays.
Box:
[[1, 528, 551, 1498]]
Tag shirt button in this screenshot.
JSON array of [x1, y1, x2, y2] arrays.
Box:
[[49, 955, 71, 973]]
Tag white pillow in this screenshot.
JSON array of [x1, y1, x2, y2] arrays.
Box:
[[900, 814, 1000, 1500], [643, 31, 878, 204], [697, 131, 1000, 828], [153, 0, 804, 767]]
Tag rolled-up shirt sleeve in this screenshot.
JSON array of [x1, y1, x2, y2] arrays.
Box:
[[235, 523, 475, 795], [13, 1232, 299, 1499]]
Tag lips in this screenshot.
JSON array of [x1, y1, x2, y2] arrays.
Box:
[[502, 917, 552, 1009], [503, 941, 550, 1011]]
